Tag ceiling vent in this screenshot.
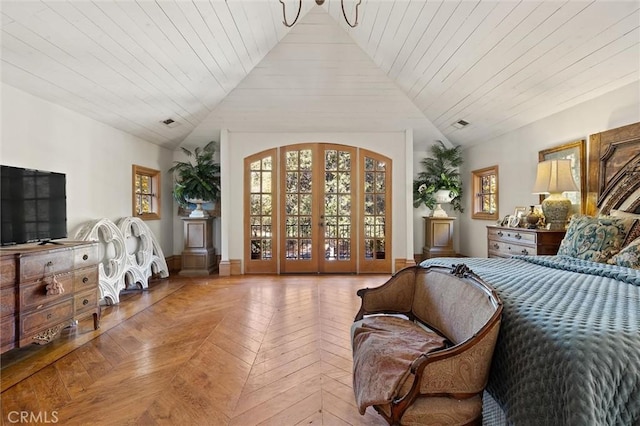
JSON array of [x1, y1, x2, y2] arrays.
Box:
[[452, 119, 470, 129], [160, 118, 180, 128]]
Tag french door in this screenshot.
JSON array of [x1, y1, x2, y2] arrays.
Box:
[[280, 144, 356, 273], [244, 144, 391, 274]]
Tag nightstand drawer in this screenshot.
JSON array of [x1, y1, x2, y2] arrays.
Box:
[[488, 228, 536, 245], [488, 240, 535, 257]]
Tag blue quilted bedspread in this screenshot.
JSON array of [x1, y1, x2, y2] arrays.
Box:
[[420, 256, 640, 426]]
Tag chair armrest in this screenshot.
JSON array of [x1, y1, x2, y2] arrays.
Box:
[[354, 267, 417, 321]]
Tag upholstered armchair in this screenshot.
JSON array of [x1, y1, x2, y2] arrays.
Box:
[[351, 265, 503, 425]]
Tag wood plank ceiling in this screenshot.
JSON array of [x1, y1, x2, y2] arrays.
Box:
[[1, 1, 638, 150]]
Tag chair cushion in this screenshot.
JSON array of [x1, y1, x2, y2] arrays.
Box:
[[351, 316, 446, 415]]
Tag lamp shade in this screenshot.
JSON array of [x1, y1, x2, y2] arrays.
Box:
[[532, 159, 578, 194]]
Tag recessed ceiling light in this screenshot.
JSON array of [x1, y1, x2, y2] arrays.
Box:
[[452, 119, 470, 129], [160, 118, 180, 128]]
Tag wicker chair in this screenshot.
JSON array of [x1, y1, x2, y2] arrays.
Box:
[[351, 264, 503, 425]]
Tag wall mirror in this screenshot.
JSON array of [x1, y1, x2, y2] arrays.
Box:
[[538, 139, 586, 214]]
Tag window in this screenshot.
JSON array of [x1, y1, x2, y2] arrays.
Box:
[[471, 166, 498, 220], [132, 165, 160, 220]]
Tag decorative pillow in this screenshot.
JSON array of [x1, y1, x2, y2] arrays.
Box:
[[557, 215, 638, 263], [610, 209, 640, 246], [609, 237, 640, 269]]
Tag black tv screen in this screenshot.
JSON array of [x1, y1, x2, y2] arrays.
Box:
[[1, 165, 67, 246]]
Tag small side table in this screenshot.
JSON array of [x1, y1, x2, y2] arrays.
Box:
[[423, 216, 456, 259], [180, 217, 217, 275]]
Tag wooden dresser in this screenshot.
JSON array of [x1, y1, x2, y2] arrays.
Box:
[[0, 241, 100, 354], [487, 226, 565, 259]]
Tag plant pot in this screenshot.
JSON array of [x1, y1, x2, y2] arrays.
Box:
[[434, 189, 453, 204], [186, 199, 210, 218]]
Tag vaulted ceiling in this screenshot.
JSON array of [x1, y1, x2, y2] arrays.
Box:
[[1, 1, 638, 151]]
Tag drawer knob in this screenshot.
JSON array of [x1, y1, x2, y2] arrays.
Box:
[[521, 249, 529, 255], [493, 243, 499, 249], [83, 299, 89, 306], [83, 254, 89, 261], [82, 277, 89, 284], [497, 231, 503, 237], [46, 261, 53, 267], [515, 233, 522, 239], [47, 313, 52, 319]]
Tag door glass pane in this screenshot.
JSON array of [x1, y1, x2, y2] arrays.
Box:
[[325, 172, 337, 193], [300, 150, 312, 170], [299, 194, 312, 215], [365, 157, 375, 171], [250, 172, 260, 192], [325, 216, 337, 238], [262, 172, 271, 192]]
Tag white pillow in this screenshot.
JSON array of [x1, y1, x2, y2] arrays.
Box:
[[610, 209, 640, 219]]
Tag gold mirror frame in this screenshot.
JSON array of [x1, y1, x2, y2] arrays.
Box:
[[538, 139, 586, 214]]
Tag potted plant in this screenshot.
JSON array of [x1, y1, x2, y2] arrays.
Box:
[[413, 141, 464, 213], [168, 140, 221, 217]]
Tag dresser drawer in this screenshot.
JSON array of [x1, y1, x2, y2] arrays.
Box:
[[19, 298, 73, 337], [19, 272, 73, 310], [1, 255, 16, 288], [73, 267, 98, 292], [1, 287, 16, 318], [488, 240, 536, 257], [1, 316, 16, 352], [74, 243, 99, 268], [19, 250, 74, 282], [74, 289, 98, 315], [488, 228, 536, 245]]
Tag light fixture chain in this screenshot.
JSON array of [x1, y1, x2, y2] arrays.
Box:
[[280, 0, 302, 27], [341, 0, 361, 28]]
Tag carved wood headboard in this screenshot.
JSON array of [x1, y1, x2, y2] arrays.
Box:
[[586, 121, 640, 215]]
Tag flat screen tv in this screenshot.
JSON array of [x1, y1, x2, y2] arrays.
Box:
[[1, 165, 67, 246]]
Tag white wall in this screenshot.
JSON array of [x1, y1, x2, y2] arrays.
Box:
[[458, 80, 640, 257], [224, 131, 411, 271], [0, 83, 176, 255]]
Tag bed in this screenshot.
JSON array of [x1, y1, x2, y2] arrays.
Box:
[[422, 122, 640, 425]]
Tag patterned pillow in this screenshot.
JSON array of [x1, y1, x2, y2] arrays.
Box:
[[610, 209, 640, 246], [609, 237, 640, 269], [557, 215, 638, 263]]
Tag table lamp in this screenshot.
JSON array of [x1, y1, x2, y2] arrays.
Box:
[[532, 159, 578, 230]]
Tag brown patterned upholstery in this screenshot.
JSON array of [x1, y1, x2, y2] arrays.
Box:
[[352, 265, 503, 425]]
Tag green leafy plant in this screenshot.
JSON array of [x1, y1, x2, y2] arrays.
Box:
[[413, 141, 464, 213], [168, 141, 221, 208]]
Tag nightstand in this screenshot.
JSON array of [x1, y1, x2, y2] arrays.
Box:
[[423, 217, 456, 259], [487, 226, 565, 258]]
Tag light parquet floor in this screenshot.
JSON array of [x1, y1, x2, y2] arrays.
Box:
[[1, 274, 391, 425]]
